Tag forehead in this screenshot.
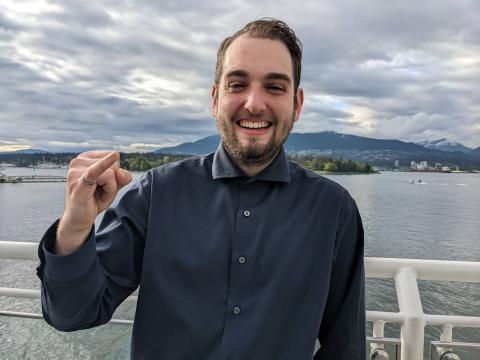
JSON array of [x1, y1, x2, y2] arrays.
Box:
[[222, 35, 293, 81]]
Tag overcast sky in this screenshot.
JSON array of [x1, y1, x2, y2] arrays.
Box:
[[0, 0, 479, 152]]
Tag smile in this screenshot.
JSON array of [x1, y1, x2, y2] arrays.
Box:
[[237, 120, 272, 129]]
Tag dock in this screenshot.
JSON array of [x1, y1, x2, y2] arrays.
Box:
[[0, 175, 66, 183]]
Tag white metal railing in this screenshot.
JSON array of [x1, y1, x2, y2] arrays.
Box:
[[366, 258, 480, 360], [1, 241, 480, 360], [0, 241, 137, 325]]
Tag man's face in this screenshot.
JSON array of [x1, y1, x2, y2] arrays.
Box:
[[212, 35, 303, 166]]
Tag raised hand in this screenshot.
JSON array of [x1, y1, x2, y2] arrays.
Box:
[[55, 151, 132, 255]]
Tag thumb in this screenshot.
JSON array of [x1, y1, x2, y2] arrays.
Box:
[[115, 168, 132, 188]]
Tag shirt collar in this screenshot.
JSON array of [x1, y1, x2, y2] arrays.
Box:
[[212, 142, 291, 183]]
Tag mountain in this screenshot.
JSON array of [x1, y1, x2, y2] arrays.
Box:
[[285, 131, 424, 151], [155, 131, 426, 155], [0, 148, 49, 155], [16, 148, 50, 154], [154, 131, 480, 167], [153, 135, 220, 155], [415, 138, 472, 154], [470, 147, 480, 157]]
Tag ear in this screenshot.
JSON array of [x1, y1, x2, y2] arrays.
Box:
[[293, 87, 304, 122], [211, 84, 218, 117]]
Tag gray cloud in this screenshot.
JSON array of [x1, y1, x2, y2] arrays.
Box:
[[0, 0, 479, 152]]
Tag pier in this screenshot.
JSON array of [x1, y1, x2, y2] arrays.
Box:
[[0, 175, 66, 183]]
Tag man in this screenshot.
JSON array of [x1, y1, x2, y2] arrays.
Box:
[[37, 18, 365, 359]]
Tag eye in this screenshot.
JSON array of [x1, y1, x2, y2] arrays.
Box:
[[267, 84, 286, 93], [228, 82, 246, 92]]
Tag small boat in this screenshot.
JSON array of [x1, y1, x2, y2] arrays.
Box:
[[409, 179, 427, 185]]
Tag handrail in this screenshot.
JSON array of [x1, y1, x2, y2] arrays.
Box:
[[364, 257, 480, 360], [0, 241, 38, 260], [1, 241, 480, 360], [365, 257, 480, 282]]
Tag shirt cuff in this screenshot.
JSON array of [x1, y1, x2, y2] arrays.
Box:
[[40, 219, 97, 282]]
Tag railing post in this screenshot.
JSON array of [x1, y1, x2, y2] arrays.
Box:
[[370, 320, 391, 359], [395, 267, 425, 360], [438, 324, 454, 355], [436, 325, 462, 360], [372, 320, 386, 349]]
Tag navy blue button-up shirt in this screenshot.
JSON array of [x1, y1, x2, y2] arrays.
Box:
[[37, 144, 365, 359]]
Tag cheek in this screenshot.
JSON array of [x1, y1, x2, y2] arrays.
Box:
[[271, 97, 294, 112], [219, 93, 242, 112]]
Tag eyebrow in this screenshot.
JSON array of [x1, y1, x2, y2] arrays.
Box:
[[225, 70, 249, 78], [225, 70, 292, 83], [265, 72, 292, 83]]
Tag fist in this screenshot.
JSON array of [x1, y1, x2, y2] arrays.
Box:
[[55, 151, 132, 254]]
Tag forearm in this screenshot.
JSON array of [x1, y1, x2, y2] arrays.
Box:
[[38, 221, 116, 331], [37, 173, 149, 331]]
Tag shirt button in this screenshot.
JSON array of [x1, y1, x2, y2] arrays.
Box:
[[233, 306, 241, 315], [238, 256, 246, 264], [243, 210, 251, 217]]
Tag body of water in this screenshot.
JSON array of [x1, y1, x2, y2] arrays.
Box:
[[1, 167, 479, 359]]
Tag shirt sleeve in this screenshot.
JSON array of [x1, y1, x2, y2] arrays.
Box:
[[314, 193, 366, 359], [36, 173, 151, 332]]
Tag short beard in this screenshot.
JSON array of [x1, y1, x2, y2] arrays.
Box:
[[216, 114, 293, 166], [225, 133, 278, 166]]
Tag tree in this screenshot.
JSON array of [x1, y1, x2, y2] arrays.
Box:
[[323, 162, 337, 172]]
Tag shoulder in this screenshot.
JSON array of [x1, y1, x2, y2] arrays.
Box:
[[288, 161, 359, 221], [141, 153, 214, 187], [152, 153, 212, 174], [288, 160, 352, 201]]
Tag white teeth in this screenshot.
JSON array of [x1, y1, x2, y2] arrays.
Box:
[[239, 120, 270, 129]]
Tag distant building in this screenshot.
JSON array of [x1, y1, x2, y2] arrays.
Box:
[[410, 161, 417, 169], [419, 161, 428, 169], [394, 160, 400, 168]]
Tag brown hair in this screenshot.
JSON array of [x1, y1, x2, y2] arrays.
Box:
[[214, 18, 303, 92]]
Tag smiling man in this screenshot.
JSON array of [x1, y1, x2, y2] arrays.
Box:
[[212, 32, 304, 176], [37, 19, 366, 360]]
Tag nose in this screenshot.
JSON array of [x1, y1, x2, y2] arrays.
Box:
[[244, 85, 266, 114]]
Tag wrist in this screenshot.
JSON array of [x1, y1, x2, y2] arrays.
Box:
[[55, 218, 92, 255]]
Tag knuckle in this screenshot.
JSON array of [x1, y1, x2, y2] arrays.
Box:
[[67, 168, 79, 181], [70, 157, 83, 168]]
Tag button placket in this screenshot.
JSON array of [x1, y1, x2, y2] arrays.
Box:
[[220, 186, 256, 358]]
